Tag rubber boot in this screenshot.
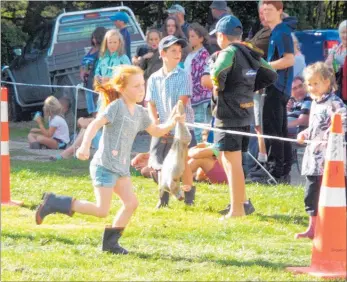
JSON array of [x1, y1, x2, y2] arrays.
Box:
[[218, 199, 255, 215], [35, 192, 74, 225], [295, 216, 316, 240], [102, 226, 128, 255], [156, 191, 170, 209], [184, 186, 196, 206]]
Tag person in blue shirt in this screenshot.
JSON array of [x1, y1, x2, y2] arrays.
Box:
[[110, 12, 131, 61], [252, 0, 296, 184]]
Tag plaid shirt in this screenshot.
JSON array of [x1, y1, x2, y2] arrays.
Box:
[[145, 66, 194, 124]]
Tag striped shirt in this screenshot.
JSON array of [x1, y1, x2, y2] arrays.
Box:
[[145, 66, 194, 124]]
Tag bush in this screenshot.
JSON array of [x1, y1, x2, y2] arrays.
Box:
[[1, 19, 28, 66]]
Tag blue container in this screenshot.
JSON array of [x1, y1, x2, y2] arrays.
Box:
[[33, 111, 42, 121]]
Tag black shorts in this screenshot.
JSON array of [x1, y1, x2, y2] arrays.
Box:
[[53, 138, 67, 149], [214, 126, 250, 152], [149, 130, 197, 170]]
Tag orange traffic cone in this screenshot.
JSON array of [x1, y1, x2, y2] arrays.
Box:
[[1, 87, 23, 206], [287, 113, 347, 279]]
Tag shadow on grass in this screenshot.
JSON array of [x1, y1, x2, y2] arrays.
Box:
[[256, 214, 308, 226], [2, 231, 75, 245], [22, 202, 39, 211], [134, 251, 286, 269], [11, 159, 90, 178]]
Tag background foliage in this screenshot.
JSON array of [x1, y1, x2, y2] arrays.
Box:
[[1, 0, 346, 65]]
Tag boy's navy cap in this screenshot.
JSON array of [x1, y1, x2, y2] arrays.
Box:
[[109, 11, 129, 23], [158, 35, 188, 53], [210, 15, 243, 36], [209, 1, 228, 11], [166, 4, 185, 15]]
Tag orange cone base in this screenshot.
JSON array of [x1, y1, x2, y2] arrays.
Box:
[[1, 199, 24, 206], [287, 266, 347, 279]]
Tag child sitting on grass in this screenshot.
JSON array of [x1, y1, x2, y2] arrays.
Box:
[[28, 96, 70, 150]]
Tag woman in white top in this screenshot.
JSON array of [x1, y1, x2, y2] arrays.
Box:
[[28, 96, 70, 149]]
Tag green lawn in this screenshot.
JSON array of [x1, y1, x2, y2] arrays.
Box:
[[1, 158, 335, 281]]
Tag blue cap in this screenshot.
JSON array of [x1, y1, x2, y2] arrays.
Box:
[[209, 1, 228, 11], [109, 12, 129, 23], [166, 4, 185, 15], [211, 15, 243, 36], [158, 35, 187, 53]]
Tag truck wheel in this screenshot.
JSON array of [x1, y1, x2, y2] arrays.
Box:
[[7, 85, 23, 122]]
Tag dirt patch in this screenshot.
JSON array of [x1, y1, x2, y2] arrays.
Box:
[[10, 141, 63, 162]]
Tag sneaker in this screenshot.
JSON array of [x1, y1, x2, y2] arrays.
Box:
[[280, 173, 291, 185], [244, 199, 255, 215]]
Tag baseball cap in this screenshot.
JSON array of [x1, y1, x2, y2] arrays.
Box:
[[109, 11, 129, 23], [210, 15, 243, 36], [209, 1, 228, 11], [158, 35, 188, 53], [166, 4, 185, 15]]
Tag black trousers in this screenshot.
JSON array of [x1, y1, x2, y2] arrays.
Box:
[[263, 85, 292, 178], [305, 176, 347, 216], [304, 176, 322, 216]]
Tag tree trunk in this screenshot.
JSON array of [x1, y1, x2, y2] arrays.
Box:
[[316, 1, 325, 29]]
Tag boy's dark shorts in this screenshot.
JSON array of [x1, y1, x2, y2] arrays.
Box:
[[149, 130, 197, 170], [214, 126, 250, 152]]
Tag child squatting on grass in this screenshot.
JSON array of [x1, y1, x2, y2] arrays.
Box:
[[35, 65, 185, 255], [28, 96, 70, 150], [295, 62, 347, 239]]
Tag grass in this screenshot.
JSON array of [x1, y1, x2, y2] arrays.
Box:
[[9, 125, 30, 141], [2, 157, 340, 281]]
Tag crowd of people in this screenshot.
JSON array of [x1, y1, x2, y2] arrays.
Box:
[[31, 1, 347, 255]]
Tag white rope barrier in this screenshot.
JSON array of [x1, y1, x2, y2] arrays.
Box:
[[2, 80, 346, 146], [186, 122, 330, 145]]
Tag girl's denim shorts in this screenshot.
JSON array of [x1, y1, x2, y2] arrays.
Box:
[[90, 163, 120, 188]]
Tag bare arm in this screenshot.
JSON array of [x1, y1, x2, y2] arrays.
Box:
[[288, 114, 309, 128], [201, 74, 213, 90], [145, 112, 185, 138], [76, 116, 108, 160], [269, 53, 295, 70], [35, 117, 56, 137], [179, 95, 190, 106]]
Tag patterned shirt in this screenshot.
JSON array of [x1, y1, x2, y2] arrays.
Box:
[[92, 98, 152, 176], [301, 92, 347, 176], [145, 66, 194, 124], [287, 94, 312, 119]]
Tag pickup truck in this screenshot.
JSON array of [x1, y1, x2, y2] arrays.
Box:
[[294, 29, 340, 65], [1, 6, 146, 121]]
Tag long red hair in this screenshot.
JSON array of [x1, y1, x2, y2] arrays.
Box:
[[94, 65, 144, 111]]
